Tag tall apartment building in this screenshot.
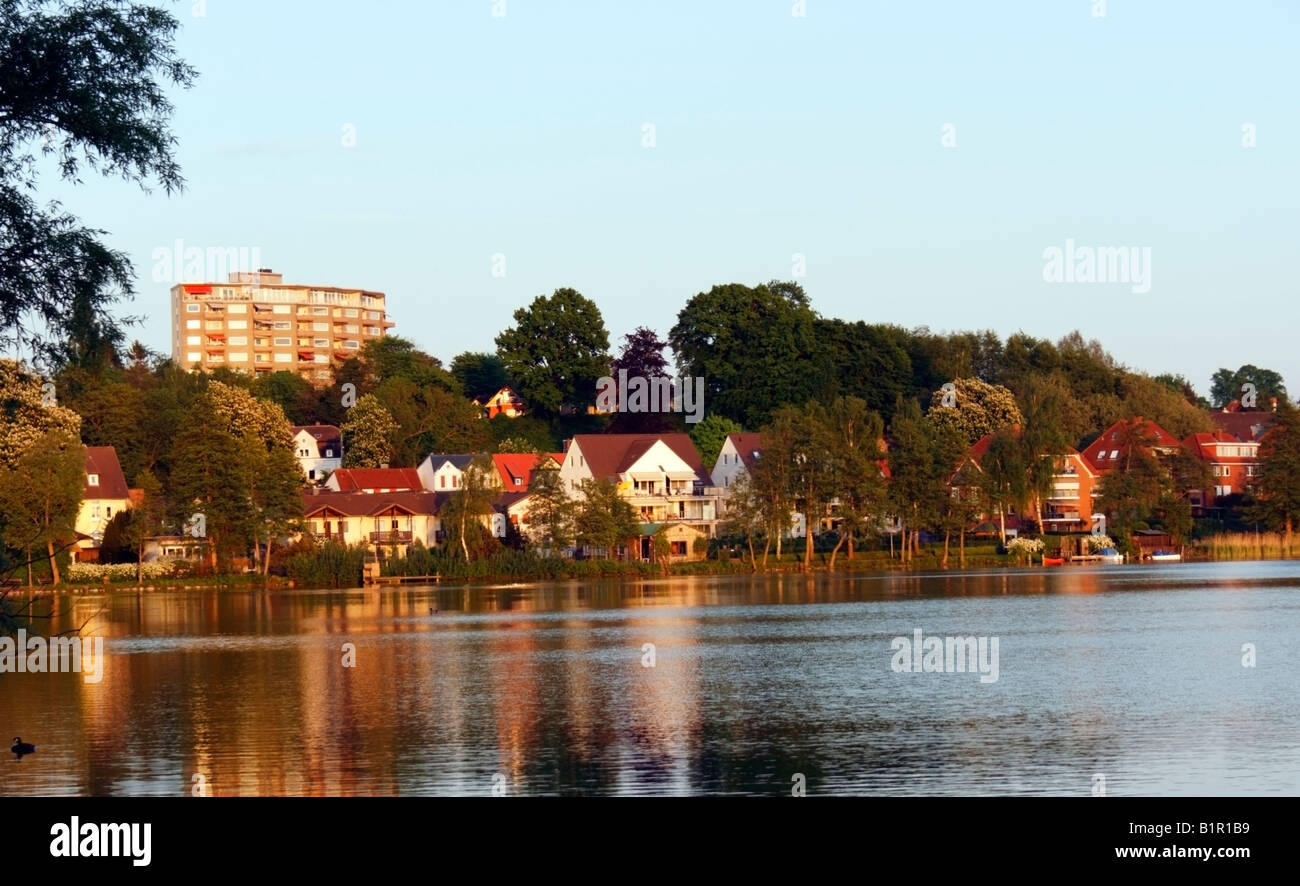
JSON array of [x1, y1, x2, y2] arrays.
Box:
[[170, 269, 394, 384]]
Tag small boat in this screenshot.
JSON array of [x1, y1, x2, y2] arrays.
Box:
[[1096, 547, 1124, 564], [1043, 557, 1065, 566], [1149, 550, 1182, 562]]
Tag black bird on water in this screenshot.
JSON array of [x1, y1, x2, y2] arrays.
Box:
[[11, 737, 35, 755], [429, 606, 438, 615]]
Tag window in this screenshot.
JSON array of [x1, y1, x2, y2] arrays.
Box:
[[87, 473, 99, 487], [313, 322, 329, 332], [1109, 450, 1118, 459], [440, 476, 446, 489], [273, 304, 291, 314], [313, 338, 329, 348], [274, 337, 292, 347], [273, 321, 291, 330], [344, 325, 359, 334], [314, 354, 329, 364], [229, 336, 248, 346], [227, 319, 247, 330], [325, 448, 334, 458], [186, 319, 201, 330], [365, 311, 380, 320], [344, 308, 359, 318], [313, 306, 329, 315], [186, 335, 201, 346], [671, 541, 687, 556], [255, 353, 271, 363], [1223, 466, 1230, 477], [515, 477, 522, 486], [228, 303, 247, 313], [186, 352, 201, 363], [274, 353, 291, 363], [229, 352, 248, 362], [185, 303, 201, 313], [345, 340, 360, 349], [106, 506, 113, 518]]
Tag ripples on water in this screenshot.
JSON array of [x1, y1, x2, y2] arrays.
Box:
[[3, 562, 1298, 796]]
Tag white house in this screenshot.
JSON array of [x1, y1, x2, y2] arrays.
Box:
[[559, 434, 721, 537], [300, 489, 446, 555], [291, 424, 342, 482], [710, 432, 764, 497], [416, 453, 478, 491]]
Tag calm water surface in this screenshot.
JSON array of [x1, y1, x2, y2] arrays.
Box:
[[3, 562, 1298, 796]]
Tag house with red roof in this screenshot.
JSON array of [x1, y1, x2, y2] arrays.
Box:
[[325, 467, 423, 493], [75, 446, 133, 561], [475, 386, 526, 419], [1182, 430, 1261, 514], [949, 432, 1099, 534], [711, 432, 764, 492], [559, 434, 721, 556], [1080, 418, 1181, 474], [300, 489, 448, 555]]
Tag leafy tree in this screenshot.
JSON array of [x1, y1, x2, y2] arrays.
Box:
[[450, 352, 511, 401], [250, 371, 316, 426], [977, 429, 1030, 545], [606, 326, 675, 432], [689, 414, 743, 470], [1246, 406, 1300, 554], [1210, 365, 1288, 410], [721, 473, 768, 571], [811, 319, 914, 424], [669, 281, 818, 428], [495, 288, 610, 418], [0, 429, 83, 585], [246, 442, 302, 574], [374, 377, 489, 465], [925, 376, 1024, 445], [205, 380, 293, 449], [0, 359, 82, 468], [573, 478, 639, 558], [0, 0, 195, 364], [357, 336, 458, 392], [821, 396, 887, 571], [439, 455, 499, 561], [125, 468, 165, 584], [168, 417, 251, 571], [524, 461, 574, 551], [340, 394, 398, 467], [97, 509, 134, 564], [888, 400, 961, 563]]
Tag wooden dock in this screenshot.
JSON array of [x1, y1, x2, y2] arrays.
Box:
[[367, 574, 440, 586]]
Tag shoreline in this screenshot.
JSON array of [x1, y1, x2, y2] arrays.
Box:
[[9, 550, 1294, 595]]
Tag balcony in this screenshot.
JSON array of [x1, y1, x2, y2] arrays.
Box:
[[370, 530, 413, 544]]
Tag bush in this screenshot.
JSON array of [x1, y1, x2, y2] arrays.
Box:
[[285, 541, 367, 588], [65, 559, 186, 583]]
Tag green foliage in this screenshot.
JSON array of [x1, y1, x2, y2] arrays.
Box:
[[1210, 365, 1288, 409], [0, 0, 195, 364], [574, 477, 640, 556], [669, 281, 818, 428], [0, 359, 83, 468], [689, 414, 743, 469], [0, 428, 84, 585], [1245, 406, 1300, 542], [450, 352, 511, 401], [439, 455, 500, 561], [495, 288, 611, 418], [524, 462, 574, 551], [285, 540, 367, 588], [340, 394, 398, 467]]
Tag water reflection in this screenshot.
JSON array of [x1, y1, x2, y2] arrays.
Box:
[[3, 563, 1299, 796]]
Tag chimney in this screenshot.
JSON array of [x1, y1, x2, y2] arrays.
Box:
[[1271, 397, 1278, 412]]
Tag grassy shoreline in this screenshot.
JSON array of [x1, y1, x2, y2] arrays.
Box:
[[10, 546, 1295, 595]]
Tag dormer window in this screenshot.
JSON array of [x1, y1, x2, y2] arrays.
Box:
[[87, 474, 99, 487]]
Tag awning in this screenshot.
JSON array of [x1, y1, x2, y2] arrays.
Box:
[[183, 285, 212, 294]]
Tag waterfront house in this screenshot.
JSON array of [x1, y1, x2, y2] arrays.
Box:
[[415, 453, 479, 491], [1182, 430, 1261, 515], [74, 447, 132, 562], [559, 434, 722, 537], [291, 424, 342, 482], [710, 432, 764, 500], [300, 489, 446, 555], [1080, 418, 1181, 475], [326, 466, 423, 493]]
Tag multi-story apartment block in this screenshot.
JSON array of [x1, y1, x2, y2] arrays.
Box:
[[171, 269, 393, 384]]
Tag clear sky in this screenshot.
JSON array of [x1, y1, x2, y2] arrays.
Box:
[[39, 0, 1300, 396]]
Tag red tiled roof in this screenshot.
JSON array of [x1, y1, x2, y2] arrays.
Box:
[[722, 432, 764, 472], [1080, 418, 1180, 472], [568, 434, 709, 483], [329, 467, 422, 493], [490, 452, 560, 490], [300, 489, 447, 518], [1183, 431, 1259, 464], [1209, 411, 1276, 442], [83, 446, 130, 500]]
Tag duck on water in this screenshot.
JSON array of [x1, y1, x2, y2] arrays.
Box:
[[12, 737, 35, 755]]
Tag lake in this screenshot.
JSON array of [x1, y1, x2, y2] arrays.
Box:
[[3, 561, 1298, 796]]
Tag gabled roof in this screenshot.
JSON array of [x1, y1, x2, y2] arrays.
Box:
[[720, 432, 764, 472], [292, 424, 341, 441], [491, 452, 557, 490], [329, 467, 423, 493], [1080, 418, 1180, 472], [1183, 431, 1259, 464], [569, 434, 709, 484], [83, 446, 130, 500], [485, 386, 523, 407], [301, 489, 447, 518], [423, 453, 477, 472], [1209, 410, 1276, 442]]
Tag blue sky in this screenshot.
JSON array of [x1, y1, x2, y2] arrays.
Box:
[[39, 0, 1300, 395]]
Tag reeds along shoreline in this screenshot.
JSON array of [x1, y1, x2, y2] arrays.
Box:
[[1195, 531, 1295, 560]]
